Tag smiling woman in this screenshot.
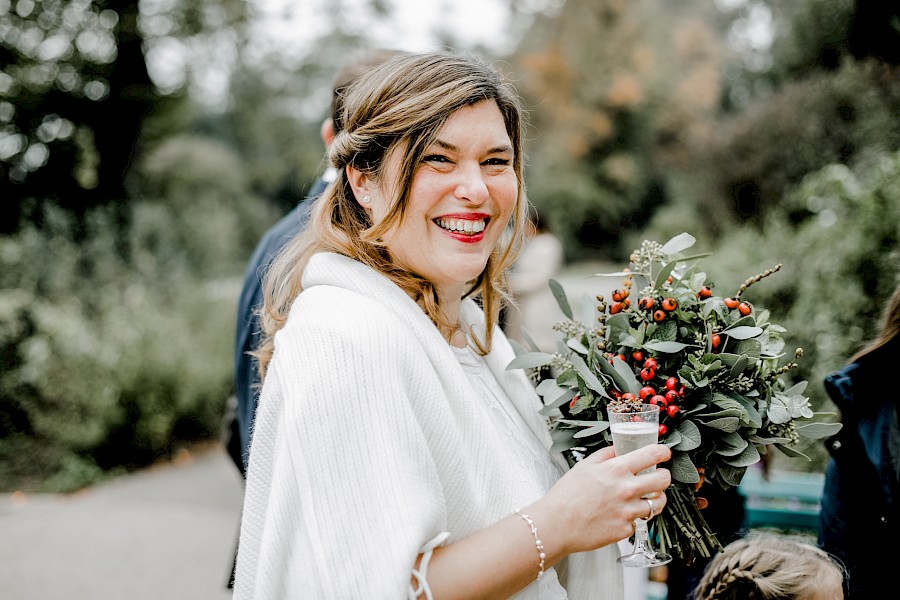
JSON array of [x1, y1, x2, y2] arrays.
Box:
[[233, 51, 672, 600]]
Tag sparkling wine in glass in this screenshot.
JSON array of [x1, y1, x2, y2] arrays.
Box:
[[609, 404, 672, 567]]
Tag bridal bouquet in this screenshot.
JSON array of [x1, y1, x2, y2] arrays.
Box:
[[507, 232, 842, 562]]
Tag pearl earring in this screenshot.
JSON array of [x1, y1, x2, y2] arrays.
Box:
[[361, 195, 371, 205]]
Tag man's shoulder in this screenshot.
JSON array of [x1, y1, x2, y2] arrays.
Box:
[[245, 184, 322, 274]]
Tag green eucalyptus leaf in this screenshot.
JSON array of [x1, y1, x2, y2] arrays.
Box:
[[713, 433, 748, 457], [715, 464, 748, 487], [535, 378, 562, 396], [507, 352, 554, 370], [673, 420, 702, 451], [574, 422, 610, 438], [748, 434, 792, 445], [795, 421, 843, 439], [727, 393, 762, 428], [644, 340, 690, 353], [724, 315, 756, 329], [721, 443, 760, 467], [549, 427, 578, 454], [570, 354, 607, 394], [783, 381, 809, 397], [774, 443, 811, 460], [663, 430, 683, 448], [548, 278, 573, 320], [660, 232, 696, 255], [611, 356, 641, 395], [539, 387, 577, 416], [567, 337, 590, 355], [715, 353, 743, 367], [728, 354, 749, 377], [733, 338, 762, 359], [605, 312, 631, 345], [654, 261, 677, 289], [672, 451, 700, 484], [723, 326, 763, 340], [700, 416, 741, 433]]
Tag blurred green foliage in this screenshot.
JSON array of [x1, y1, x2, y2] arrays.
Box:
[[0, 136, 277, 491]]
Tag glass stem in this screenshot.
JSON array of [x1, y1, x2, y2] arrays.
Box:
[[632, 518, 653, 555]]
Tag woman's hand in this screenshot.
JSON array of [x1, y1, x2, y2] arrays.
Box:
[[528, 444, 672, 556]]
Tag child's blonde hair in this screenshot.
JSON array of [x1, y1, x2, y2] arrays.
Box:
[[694, 533, 845, 600]]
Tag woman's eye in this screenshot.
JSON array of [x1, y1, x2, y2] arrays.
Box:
[[423, 154, 450, 163], [483, 157, 511, 166]]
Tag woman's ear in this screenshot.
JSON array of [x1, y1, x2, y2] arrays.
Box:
[[346, 165, 372, 208]]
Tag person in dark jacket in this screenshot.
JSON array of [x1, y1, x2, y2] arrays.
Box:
[[819, 282, 900, 599], [228, 48, 404, 477]]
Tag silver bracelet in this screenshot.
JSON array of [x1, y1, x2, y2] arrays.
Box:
[[515, 509, 546, 580]]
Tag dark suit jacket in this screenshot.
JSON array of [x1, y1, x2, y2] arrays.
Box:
[[819, 337, 900, 599], [231, 177, 328, 475]]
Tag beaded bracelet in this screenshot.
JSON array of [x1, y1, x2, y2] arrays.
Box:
[[515, 509, 546, 580]]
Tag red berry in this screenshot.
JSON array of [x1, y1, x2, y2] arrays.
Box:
[[665, 390, 678, 404], [662, 298, 677, 311], [639, 386, 656, 400], [650, 394, 667, 406], [658, 424, 668, 436], [621, 392, 636, 401], [698, 286, 712, 299], [665, 376, 679, 391], [724, 297, 739, 310], [666, 404, 680, 418], [653, 309, 666, 322], [739, 302, 752, 316], [638, 297, 655, 310], [612, 288, 630, 302], [616, 353, 627, 362], [711, 333, 721, 349], [610, 302, 623, 314], [640, 367, 655, 381], [632, 351, 644, 362], [643, 358, 658, 370]]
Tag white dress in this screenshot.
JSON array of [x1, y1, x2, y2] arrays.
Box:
[[233, 252, 623, 599]]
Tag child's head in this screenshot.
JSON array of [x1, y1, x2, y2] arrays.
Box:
[[694, 533, 845, 600]]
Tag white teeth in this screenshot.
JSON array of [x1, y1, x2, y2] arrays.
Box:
[[436, 218, 486, 233]]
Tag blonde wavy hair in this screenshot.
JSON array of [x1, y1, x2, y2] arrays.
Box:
[[694, 533, 845, 600], [253, 51, 529, 380]]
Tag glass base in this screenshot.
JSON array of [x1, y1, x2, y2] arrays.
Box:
[[617, 549, 672, 567]]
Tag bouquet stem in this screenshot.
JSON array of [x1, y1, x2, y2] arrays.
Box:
[[653, 483, 723, 564]]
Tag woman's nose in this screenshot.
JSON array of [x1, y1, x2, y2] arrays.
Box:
[[453, 162, 489, 204]]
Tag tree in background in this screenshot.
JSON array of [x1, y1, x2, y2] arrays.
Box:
[[512, 0, 727, 260], [0, 0, 249, 233]]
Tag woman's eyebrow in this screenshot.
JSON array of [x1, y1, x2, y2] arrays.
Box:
[[432, 139, 514, 155]]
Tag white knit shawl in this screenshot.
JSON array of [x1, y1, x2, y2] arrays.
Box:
[[233, 252, 622, 599]]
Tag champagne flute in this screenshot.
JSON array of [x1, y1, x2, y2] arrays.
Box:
[[608, 403, 672, 567]]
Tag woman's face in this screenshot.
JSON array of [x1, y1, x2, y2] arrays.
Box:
[[370, 100, 518, 302]]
